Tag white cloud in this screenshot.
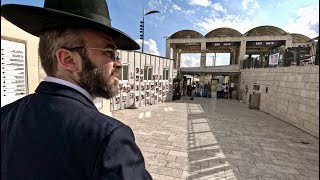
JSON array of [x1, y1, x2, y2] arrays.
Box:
[[135, 39, 160, 56], [172, 4, 181, 11], [188, 0, 211, 7], [283, 6, 319, 38], [196, 14, 256, 34], [212, 3, 227, 13], [242, 0, 260, 15], [183, 9, 197, 16], [181, 54, 200, 67]]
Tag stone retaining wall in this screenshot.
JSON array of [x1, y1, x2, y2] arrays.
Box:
[[240, 66, 319, 138]]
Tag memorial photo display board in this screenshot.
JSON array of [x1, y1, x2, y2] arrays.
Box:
[[111, 50, 174, 111], [1, 38, 27, 107]]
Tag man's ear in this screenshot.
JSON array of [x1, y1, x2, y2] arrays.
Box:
[[55, 48, 80, 72]]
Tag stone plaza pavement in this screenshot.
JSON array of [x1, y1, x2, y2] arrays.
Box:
[[112, 97, 319, 180]]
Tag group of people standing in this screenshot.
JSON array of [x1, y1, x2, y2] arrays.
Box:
[[216, 83, 229, 99]]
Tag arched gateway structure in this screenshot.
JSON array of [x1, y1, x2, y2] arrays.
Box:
[[165, 25, 316, 98], [165, 25, 314, 74]]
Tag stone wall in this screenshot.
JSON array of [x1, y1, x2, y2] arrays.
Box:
[[240, 66, 319, 138]]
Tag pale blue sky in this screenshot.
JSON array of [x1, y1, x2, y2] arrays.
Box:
[[2, 0, 319, 66]]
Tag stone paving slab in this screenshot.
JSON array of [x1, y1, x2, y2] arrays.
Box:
[[113, 97, 319, 180]]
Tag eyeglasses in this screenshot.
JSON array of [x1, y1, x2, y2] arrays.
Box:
[[64, 46, 120, 62]]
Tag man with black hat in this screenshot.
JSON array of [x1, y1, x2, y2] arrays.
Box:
[[1, 0, 152, 179]]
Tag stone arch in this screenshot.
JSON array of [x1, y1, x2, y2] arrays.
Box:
[[169, 30, 204, 39], [291, 33, 311, 43], [205, 27, 242, 37], [244, 25, 287, 36]]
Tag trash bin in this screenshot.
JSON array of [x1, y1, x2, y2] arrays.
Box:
[[232, 91, 237, 100], [249, 93, 260, 109]]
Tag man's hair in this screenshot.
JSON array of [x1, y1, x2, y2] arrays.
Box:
[[38, 27, 85, 76]]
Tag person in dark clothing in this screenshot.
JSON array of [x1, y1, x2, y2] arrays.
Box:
[[1, 0, 151, 179], [190, 83, 196, 100], [187, 84, 192, 97]]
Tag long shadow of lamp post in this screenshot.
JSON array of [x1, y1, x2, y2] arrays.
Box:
[[128, 9, 160, 109]]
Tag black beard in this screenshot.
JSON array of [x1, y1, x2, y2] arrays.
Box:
[[79, 54, 120, 99]]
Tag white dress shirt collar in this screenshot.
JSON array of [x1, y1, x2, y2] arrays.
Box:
[[43, 76, 94, 102]]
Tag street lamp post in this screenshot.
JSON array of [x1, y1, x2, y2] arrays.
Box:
[[140, 10, 160, 53], [210, 53, 216, 66]]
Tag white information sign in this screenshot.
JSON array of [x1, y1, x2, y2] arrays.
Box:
[[269, 52, 279, 67], [1, 39, 27, 107]]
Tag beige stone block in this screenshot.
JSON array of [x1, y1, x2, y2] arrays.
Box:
[[146, 157, 168, 167], [296, 75, 304, 82], [149, 173, 182, 180], [306, 90, 317, 99], [299, 104, 307, 112], [306, 114, 319, 126], [300, 90, 307, 97], [308, 74, 318, 82], [303, 121, 318, 135], [287, 107, 296, 115], [169, 150, 188, 157], [147, 164, 183, 178], [306, 106, 318, 117]]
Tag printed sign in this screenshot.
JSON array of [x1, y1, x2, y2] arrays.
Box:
[[269, 52, 280, 67], [206, 42, 240, 47], [1, 39, 27, 107]]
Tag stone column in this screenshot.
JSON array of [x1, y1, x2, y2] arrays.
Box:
[[165, 40, 171, 58], [172, 48, 178, 69], [200, 42, 206, 69], [238, 40, 247, 67], [177, 50, 181, 69], [284, 35, 293, 49]]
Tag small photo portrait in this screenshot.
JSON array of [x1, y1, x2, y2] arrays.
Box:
[[146, 84, 150, 90], [130, 93, 134, 99], [151, 85, 154, 90], [115, 97, 120, 104], [146, 99, 150, 104], [135, 95, 139, 102], [141, 85, 145, 91], [140, 76, 143, 82], [140, 68, 144, 75], [130, 72, 134, 79], [136, 85, 139, 91], [122, 96, 127, 102], [152, 75, 155, 81], [151, 93, 154, 98], [136, 67, 140, 74], [159, 75, 162, 80], [136, 76, 140, 81], [146, 92, 150, 97], [155, 82, 158, 87], [141, 94, 145, 100]]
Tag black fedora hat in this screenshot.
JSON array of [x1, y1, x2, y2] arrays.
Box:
[[1, 0, 140, 50]]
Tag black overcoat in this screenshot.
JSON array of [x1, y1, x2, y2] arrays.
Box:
[[1, 81, 152, 180]]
